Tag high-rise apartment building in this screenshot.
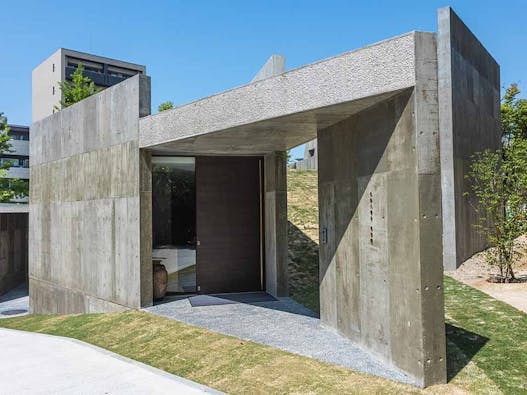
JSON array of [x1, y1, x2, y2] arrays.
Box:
[[0, 125, 30, 203], [32, 48, 146, 122], [2, 125, 29, 180]]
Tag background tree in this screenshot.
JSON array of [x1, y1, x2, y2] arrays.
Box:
[[56, 64, 100, 109], [467, 83, 527, 282], [501, 83, 527, 141], [158, 101, 174, 112], [0, 113, 29, 202]]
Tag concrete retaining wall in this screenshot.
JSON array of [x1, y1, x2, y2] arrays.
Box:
[[29, 75, 152, 313], [0, 213, 28, 295], [438, 7, 501, 270]]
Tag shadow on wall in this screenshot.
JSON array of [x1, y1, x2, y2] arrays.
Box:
[[287, 218, 490, 384], [317, 89, 415, 296], [288, 221, 319, 313]]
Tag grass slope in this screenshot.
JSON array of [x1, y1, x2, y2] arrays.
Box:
[[287, 170, 320, 312]]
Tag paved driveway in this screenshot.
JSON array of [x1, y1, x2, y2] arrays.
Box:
[[0, 328, 222, 395]]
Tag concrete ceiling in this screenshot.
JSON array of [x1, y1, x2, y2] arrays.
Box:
[[148, 89, 407, 155]]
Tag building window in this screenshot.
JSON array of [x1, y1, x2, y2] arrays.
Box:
[[52, 86, 55, 95], [1, 157, 29, 168], [52, 63, 55, 72], [8, 130, 29, 141], [0, 158, 17, 167]]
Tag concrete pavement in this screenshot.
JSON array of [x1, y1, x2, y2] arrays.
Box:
[[0, 328, 223, 395]]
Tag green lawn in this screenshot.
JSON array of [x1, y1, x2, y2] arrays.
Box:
[[444, 276, 527, 394], [1, 170, 525, 394]]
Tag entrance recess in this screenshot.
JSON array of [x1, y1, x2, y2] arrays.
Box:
[[152, 156, 263, 295], [196, 156, 263, 294]]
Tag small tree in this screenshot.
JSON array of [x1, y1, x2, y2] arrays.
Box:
[[466, 140, 527, 282], [0, 113, 29, 202], [158, 101, 174, 112], [56, 64, 100, 109]]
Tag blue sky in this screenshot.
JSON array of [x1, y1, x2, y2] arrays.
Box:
[[2, 0, 525, 159]]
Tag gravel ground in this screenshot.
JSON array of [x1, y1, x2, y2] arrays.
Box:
[[145, 296, 418, 386]]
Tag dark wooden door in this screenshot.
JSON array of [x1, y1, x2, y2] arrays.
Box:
[[196, 156, 263, 294]]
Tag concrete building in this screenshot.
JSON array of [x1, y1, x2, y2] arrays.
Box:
[[29, 8, 499, 387], [32, 48, 146, 122], [0, 125, 30, 204], [2, 125, 29, 180], [291, 139, 318, 170]]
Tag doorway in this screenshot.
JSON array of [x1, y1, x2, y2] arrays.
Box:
[[152, 156, 264, 295]]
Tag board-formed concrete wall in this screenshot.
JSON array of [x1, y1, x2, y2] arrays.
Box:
[[438, 7, 501, 270], [0, 213, 28, 295], [318, 32, 446, 387], [264, 152, 288, 297], [29, 75, 152, 313]]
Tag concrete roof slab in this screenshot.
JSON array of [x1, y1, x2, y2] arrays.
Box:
[[140, 32, 420, 152]]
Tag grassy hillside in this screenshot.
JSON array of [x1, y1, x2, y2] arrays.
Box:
[[287, 170, 319, 312]]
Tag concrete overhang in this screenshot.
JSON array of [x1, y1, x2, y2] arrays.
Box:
[[140, 31, 426, 155], [0, 204, 29, 213]]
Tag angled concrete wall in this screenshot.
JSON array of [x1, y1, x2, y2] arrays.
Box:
[[0, 213, 28, 295], [29, 75, 152, 313], [438, 7, 501, 270], [318, 32, 446, 387]]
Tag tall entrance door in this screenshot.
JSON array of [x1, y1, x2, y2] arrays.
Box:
[[195, 156, 263, 294]]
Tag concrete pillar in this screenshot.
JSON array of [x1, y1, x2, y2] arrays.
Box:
[[139, 149, 153, 307], [264, 151, 288, 297]]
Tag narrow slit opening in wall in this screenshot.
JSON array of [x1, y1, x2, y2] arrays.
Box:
[[287, 142, 320, 313]]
